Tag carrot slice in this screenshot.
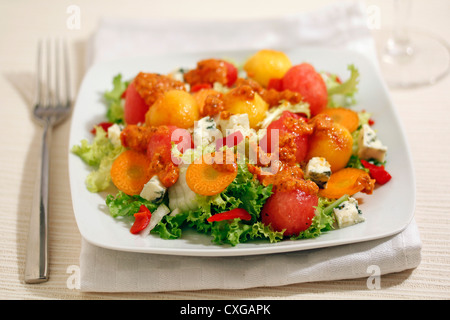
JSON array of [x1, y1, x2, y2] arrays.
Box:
[[319, 168, 375, 199], [186, 152, 238, 196], [320, 107, 360, 133], [110, 149, 152, 195]]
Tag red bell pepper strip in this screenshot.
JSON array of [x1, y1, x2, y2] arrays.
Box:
[[216, 130, 244, 150], [360, 159, 392, 185], [191, 83, 213, 92], [130, 205, 152, 234], [207, 208, 252, 222], [224, 61, 238, 87], [91, 122, 114, 135], [121, 85, 128, 99], [267, 78, 283, 91]]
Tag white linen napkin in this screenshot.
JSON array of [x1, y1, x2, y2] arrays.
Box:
[[79, 0, 422, 292]]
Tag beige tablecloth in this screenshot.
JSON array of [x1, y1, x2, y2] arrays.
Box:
[[1, 0, 449, 299]]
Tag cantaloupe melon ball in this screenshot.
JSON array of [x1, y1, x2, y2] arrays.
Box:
[[243, 49, 292, 87], [222, 87, 269, 129], [306, 122, 353, 173], [145, 90, 200, 129]]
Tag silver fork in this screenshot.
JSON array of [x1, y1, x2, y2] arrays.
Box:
[[24, 39, 72, 284]]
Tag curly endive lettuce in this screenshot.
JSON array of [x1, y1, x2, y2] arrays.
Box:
[[71, 126, 124, 192], [105, 191, 160, 218], [209, 220, 284, 246], [323, 64, 360, 108], [103, 74, 129, 124]]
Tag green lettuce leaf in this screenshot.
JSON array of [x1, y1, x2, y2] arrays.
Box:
[[84, 148, 124, 192], [224, 162, 273, 222], [346, 154, 369, 173], [71, 126, 125, 192], [325, 64, 360, 108], [105, 191, 159, 218], [210, 220, 283, 246], [103, 74, 129, 124], [72, 126, 112, 167], [151, 212, 188, 239]]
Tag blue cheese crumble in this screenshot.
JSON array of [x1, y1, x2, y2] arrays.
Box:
[[140, 175, 166, 203], [333, 197, 365, 228], [357, 124, 387, 162], [193, 116, 222, 148], [304, 157, 332, 188]]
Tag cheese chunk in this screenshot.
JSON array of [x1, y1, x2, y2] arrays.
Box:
[[140, 175, 166, 203], [168, 68, 190, 91], [193, 116, 221, 148], [305, 157, 331, 188], [215, 113, 251, 137], [107, 123, 123, 148], [357, 124, 387, 162], [333, 197, 365, 228]]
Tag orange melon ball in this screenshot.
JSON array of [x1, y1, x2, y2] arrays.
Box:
[[306, 122, 353, 173], [243, 49, 292, 87], [222, 87, 269, 128], [145, 90, 200, 129]]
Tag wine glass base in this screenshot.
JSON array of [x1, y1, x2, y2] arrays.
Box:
[[373, 28, 450, 89]]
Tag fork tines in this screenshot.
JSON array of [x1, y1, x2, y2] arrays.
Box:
[[35, 38, 71, 111]]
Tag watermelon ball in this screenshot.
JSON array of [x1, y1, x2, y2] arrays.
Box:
[[261, 188, 318, 236], [281, 63, 328, 116], [259, 111, 310, 163], [124, 81, 149, 125]]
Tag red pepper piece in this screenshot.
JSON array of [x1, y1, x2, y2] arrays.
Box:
[[91, 122, 114, 135], [207, 208, 252, 222], [216, 130, 244, 150], [130, 205, 152, 234], [224, 61, 238, 87], [191, 83, 213, 92], [121, 85, 128, 99], [360, 159, 392, 185], [267, 78, 283, 91]]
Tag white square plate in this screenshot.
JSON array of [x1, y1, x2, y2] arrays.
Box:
[[68, 47, 416, 256]]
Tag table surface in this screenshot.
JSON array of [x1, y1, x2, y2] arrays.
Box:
[[1, 0, 449, 300]]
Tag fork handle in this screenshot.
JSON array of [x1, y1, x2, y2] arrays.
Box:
[[25, 122, 52, 283]]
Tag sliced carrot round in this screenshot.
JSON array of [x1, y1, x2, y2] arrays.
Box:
[[110, 149, 152, 195], [186, 153, 238, 196], [320, 107, 360, 133], [319, 167, 375, 199]]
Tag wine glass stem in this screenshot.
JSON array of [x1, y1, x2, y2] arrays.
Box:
[[385, 0, 413, 61]]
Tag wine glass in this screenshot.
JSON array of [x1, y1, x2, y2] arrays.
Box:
[[374, 0, 450, 88]]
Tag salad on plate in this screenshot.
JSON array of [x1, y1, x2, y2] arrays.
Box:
[[72, 49, 392, 247]]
